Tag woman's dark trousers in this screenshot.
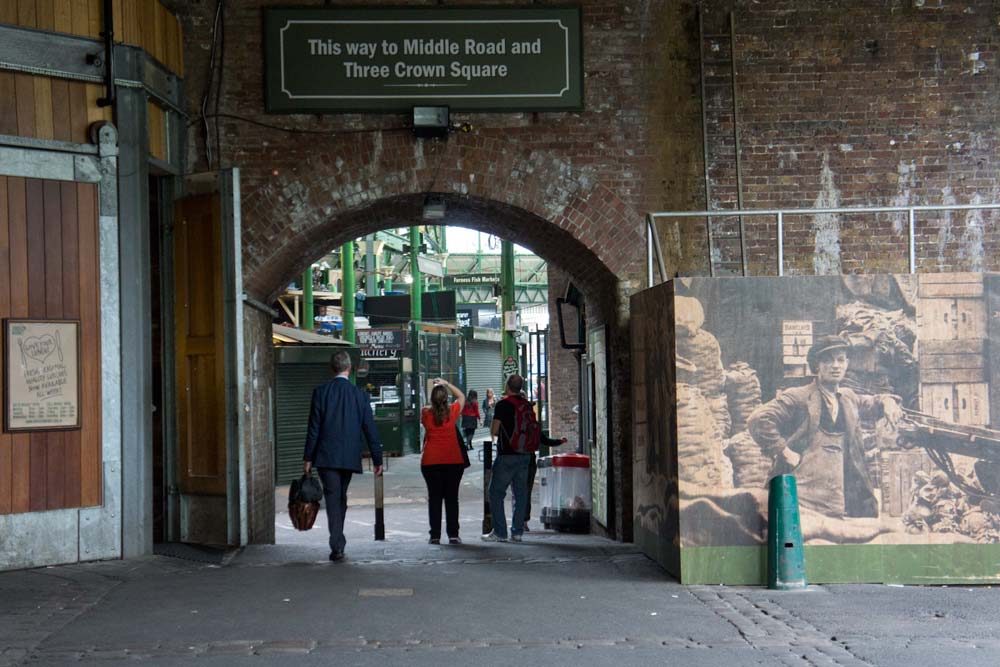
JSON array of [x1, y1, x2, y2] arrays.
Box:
[[421, 464, 465, 539]]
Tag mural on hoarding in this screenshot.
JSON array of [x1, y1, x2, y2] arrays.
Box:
[[666, 273, 1000, 548]]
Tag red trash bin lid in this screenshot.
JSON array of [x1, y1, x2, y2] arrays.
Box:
[[551, 453, 589, 468]]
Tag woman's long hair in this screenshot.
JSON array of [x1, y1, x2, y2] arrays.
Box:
[[431, 385, 449, 426]]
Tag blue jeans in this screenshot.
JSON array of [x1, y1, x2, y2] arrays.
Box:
[[488, 454, 531, 538]]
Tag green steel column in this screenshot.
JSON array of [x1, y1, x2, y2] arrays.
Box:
[[365, 234, 377, 295], [342, 242, 356, 343], [302, 266, 314, 331], [501, 239, 518, 379], [410, 226, 422, 321]]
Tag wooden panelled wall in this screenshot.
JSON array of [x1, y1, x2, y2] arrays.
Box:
[[0, 1, 183, 159], [0, 176, 102, 514], [0, 1, 184, 75]]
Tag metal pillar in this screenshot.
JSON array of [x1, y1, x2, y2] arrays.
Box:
[[501, 240, 518, 377], [365, 234, 377, 294], [117, 85, 153, 558], [302, 266, 314, 331], [342, 242, 355, 343], [410, 226, 422, 321]]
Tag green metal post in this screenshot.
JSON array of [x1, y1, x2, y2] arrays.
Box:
[[410, 226, 422, 321], [365, 234, 377, 295], [302, 266, 314, 331], [767, 474, 807, 590], [342, 242, 355, 343], [501, 239, 518, 381]]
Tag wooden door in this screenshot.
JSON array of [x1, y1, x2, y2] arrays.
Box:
[[172, 170, 244, 545]]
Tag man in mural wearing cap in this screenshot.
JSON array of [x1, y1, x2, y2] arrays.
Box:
[[748, 335, 903, 518]]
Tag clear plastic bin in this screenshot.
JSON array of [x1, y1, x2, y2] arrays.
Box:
[[538, 453, 590, 532]]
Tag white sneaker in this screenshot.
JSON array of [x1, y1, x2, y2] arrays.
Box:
[[481, 532, 507, 542], [510, 534, 523, 543]]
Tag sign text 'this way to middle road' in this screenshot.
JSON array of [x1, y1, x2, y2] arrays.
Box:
[[307, 37, 543, 81]]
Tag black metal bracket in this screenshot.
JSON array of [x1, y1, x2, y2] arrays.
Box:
[[96, 0, 115, 107]]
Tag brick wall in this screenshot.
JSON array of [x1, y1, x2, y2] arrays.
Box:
[[243, 306, 275, 544], [172, 0, 1000, 541], [666, 0, 1000, 277], [546, 267, 582, 450]]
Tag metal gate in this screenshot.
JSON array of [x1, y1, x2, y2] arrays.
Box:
[[525, 328, 549, 430], [273, 354, 340, 485], [465, 338, 503, 439]]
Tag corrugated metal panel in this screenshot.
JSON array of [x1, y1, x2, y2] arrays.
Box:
[[275, 364, 335, 485], [465, 339, 502, 443]]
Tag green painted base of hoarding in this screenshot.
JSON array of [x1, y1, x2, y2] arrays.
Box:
[[676, 544, 1000, 585], [633, 524, 680, 580]]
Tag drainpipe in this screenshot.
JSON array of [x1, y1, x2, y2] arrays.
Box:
[[342, 242, 355, 343]]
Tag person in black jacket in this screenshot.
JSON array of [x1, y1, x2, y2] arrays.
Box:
[[524, 430, 568, 531], [303, 351, 384, 561]]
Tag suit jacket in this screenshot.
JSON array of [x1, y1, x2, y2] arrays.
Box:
[[747, 381, 882, 518], [304, 376, 383, 472]]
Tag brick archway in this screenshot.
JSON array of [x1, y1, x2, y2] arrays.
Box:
[[252, 193, 625, 322], [238, 132, 646, 306], [235, 133, 642, 541]]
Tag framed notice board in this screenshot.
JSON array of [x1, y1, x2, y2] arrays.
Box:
[[4, 319, 81, 432]]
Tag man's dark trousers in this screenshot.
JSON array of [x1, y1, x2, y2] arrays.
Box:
[[318, 468, 353, 555]]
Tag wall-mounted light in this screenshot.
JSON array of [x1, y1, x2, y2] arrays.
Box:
[[413, 106, 450, 138], [422, 194, 446, 220]]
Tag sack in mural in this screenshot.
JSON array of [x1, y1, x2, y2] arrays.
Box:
[[676, 383, 730, 489], [676, 329, 726, 397], [725, 362, 762, 434], [724, 430, 771, 489]]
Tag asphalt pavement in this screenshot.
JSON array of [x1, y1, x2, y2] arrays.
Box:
[[2, 451, 1000, 666]]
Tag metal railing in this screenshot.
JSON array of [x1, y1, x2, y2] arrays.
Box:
[[645, 203, 1000, 285]]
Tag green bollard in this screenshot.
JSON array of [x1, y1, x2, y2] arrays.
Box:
[[767, 474, 807, 590]]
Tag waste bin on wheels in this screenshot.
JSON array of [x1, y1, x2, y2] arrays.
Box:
[[538, 454, 591, 532]]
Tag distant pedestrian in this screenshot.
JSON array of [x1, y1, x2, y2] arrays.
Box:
[[483, 374, 539, 543], [420, 378, 468, 545], [461, 389, 480, 450], [303, 351, 384, 562], [482, 388, 496, 426]]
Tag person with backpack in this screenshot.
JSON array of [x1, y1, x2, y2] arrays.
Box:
[[483, 374, 540, 543]]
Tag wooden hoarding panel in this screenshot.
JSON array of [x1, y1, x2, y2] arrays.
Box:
[[77, 182, 100, 507], [0, 178, 10, 514]]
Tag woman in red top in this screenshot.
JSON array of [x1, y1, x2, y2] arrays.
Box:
[[460, 389, 481, 451], [420, 377, 466, 544]]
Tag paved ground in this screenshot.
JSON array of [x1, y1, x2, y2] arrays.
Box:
[[3, 452, 1000, 665]]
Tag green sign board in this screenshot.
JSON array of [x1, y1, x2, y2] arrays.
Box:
[[443, 272, 501, 288], [264, 7, 583, 113]]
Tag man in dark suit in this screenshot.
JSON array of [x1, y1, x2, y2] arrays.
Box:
[[303, 351, 384, 561]]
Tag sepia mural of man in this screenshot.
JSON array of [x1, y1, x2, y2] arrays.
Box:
[[748, 335, 903, 518]]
